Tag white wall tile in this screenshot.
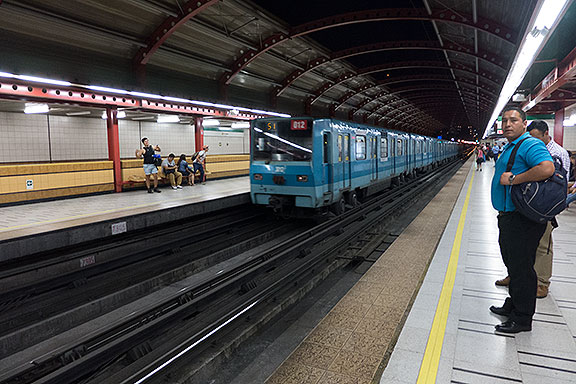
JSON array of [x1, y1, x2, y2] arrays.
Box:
[[564, 126, 576, 152], [141, 122, 195, 157], [119, 119, 141, 158], [205, 130, 246, 155], [0, 112, 50, 162], [49, 116, 108, 161]]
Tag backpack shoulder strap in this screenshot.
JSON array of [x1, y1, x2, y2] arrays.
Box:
[[505, 137, 529, 173]]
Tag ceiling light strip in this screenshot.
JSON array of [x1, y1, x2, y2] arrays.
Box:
[[483, 0, 571, 138]]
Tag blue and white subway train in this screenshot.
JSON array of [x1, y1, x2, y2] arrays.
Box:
[[250, 118, 461, 215]]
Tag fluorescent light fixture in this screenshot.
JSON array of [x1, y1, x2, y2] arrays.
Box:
[[483, 0, 569, 138], [24, 103, 49, 114], [231, 121, 250, 129], [218, 127, 233, 131], [102, 111, 126, 119], [202, 119, 220, 127], [66, 111, 91, 116], [87, 85, 128, 94], [0, 70, 291, 118], [129, 91, 163, 99], [132, 116, 156, 120], [0, 71, 71, 86], [157, 115, 180, 123]]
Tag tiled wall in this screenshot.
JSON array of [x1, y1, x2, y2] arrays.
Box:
[[0, 112, 250, 163], [118, 119, 141, 159], [205, 130, 247, 155], [141, 121, 196, 157], [49, 115, 108, 160], [564, 126, 576, 152], [0, 112, 50, 162]]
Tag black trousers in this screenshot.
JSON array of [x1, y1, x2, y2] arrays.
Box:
[[498, 211, 546, 325]]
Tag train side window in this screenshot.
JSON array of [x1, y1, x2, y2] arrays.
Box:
[[337, 135, 343, 162], [344, 135, 350, 161], [323, 133, 329, 164], [380, 135, 388, 159], [397, 139, 403, 156], [356, 135, 366, 160]]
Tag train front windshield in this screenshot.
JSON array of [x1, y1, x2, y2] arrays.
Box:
[[252, 119, 313, 161]]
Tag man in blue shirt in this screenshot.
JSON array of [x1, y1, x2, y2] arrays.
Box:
[[489, 106, 554, 334]]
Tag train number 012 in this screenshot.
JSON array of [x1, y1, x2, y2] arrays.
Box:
[[291, 120, 307, 130]]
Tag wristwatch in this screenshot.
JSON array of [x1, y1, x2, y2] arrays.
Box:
[[508, 174, 516, 185]]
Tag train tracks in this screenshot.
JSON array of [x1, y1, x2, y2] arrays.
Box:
[[0, 157, 466, 383]]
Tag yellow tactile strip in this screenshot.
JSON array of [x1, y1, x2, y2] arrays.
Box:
[[266, 161, 471, 384]]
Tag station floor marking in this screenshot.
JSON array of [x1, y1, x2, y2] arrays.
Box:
[[0, 194, 216, 232], [417, 169, 475, 383]]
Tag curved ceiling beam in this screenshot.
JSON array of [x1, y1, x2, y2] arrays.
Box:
[[352, 92, 493, 118], [307, 60, 502, 106], [345, 85, 494, 116], [390, 84, 496, 100], [395, 94, 493, 111], [221, 8, 517, 86], [277, 40, 506, 96], [336, 74, 498, 110], [133, 0, 219, 66]]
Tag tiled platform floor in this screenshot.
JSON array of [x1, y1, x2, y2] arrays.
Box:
[[0, 177, 249, 241], [265, 160, 472, 384], [382, 161, 576, 383]]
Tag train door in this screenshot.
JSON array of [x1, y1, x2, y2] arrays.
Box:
[[343, 134, 351, 188], [322, 132, 333, 200], [371, 136, 378, 181]]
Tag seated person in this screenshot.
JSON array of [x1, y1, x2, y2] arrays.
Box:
[[162, 153, 183, 190], [177, 154, 194, 186]]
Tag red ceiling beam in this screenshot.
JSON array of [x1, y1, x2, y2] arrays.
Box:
[[0, 79, 263, 120], [276, 40, 506, 97], [133, 0, 219, 66], [522, 46, 576, 112], [221, 8, 517, 86]]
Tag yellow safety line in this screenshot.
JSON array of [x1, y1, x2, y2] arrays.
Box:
[[417, 168, 475, 384]]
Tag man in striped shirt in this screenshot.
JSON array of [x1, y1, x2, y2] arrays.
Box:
[[495, 120, 570, 298]]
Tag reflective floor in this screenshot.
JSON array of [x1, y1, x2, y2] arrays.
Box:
[[382, 161, 576, 384]]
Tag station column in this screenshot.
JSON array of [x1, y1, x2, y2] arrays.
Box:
[[106, 108, 123, 192], [554, 108, 565, 146], [194, 116, 204, 151]]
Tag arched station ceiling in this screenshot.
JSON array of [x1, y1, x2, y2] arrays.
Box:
[[0, 0, 574, 139]]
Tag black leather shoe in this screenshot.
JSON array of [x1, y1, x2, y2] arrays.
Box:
[[495, 321, 531, 334], [489, 305, 511, 316]]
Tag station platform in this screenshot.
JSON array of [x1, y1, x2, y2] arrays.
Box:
[[264, 160, 576, 384], [0, 177, 250, 261]]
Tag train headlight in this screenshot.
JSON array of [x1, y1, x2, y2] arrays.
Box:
[[253, 173, 263, 180], [297, 175, 308, 182]]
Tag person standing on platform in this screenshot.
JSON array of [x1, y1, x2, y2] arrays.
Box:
[[492, 143, 501, 163], [194, 145, 209, 184], [494, 120, 570, 298], [489, 106, 554, 334], [136, 137, 162, 193], [475, 146, 485, 171], [162, 153, 183, 190]]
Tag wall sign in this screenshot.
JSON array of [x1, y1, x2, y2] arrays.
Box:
[[26, 179, 33, 190]]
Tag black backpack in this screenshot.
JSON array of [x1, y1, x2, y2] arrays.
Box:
[[191, 152, 199, 161], [506, 138, 568, 224]]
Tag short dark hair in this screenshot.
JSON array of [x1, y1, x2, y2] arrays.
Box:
[[141, 137, 148, 144], [168, 153, 175, 158], [501, 106, 526, 121], [527, 120, 549, 134]]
